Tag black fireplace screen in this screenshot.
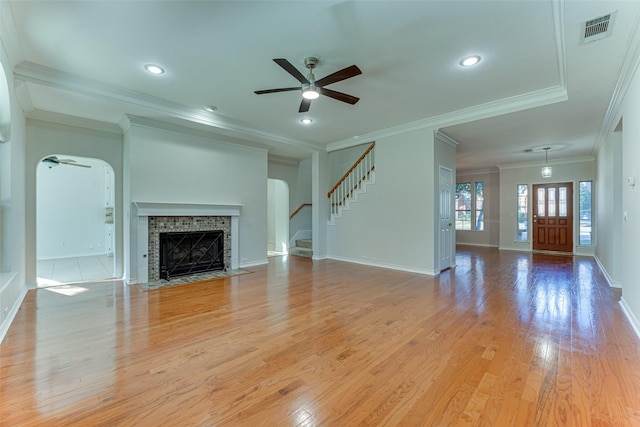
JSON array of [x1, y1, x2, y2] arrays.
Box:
[[159, 230, 224, 280]]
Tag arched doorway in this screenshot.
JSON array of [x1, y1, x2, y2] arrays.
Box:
[[36, 155, 116, 286], [267, 179, 289, 256]]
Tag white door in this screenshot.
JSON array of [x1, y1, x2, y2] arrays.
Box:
[[439, 166, 453, 271]]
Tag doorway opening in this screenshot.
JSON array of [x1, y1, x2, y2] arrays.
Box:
[[36, 155, 116, 286], [267, 179, 289, 257]]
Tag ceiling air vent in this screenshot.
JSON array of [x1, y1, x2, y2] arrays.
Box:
[[581, 12, 615, 44]]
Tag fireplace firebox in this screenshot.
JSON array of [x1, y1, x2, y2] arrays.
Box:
[[159, 230, 225, 280]]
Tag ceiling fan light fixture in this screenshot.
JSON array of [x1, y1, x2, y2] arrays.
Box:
[[302, 86, 320, 100], [460, 55, 481, 67]]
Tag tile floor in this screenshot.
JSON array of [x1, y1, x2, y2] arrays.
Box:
[[37, 254, 115, 286]]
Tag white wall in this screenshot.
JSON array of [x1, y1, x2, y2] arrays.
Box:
[[37, 158, 113, 259], [124, 120, 268, 281], [0, 0, 28, 342], [456, 170, 500, 247], [615, 62, 640, 332], [595, 126, 622, 287], [328, 142, 372, 187], [268, 157, 312, 244], [25, 120, 124, 286], [327, 128, 440, 274], [267, 179, 288, 253], [498, 159, 595, 254]]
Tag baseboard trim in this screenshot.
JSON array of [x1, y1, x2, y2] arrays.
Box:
[[240, 259, 269, 269], [0, 284, 28, 344], [327, 255, 437, 276], [619, 297, 640, 341], [455, 243, 499, 248], [594, 255, 622, 288]]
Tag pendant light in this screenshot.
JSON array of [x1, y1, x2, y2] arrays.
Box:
[[541, 147, 552, 178]]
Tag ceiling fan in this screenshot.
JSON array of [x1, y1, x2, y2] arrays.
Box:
[[42, 156, 91, 169], [255, 57, 362, 113]]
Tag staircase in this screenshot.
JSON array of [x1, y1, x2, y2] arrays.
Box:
[[328, 142, 375, 222], [290, 239, 312, 258]]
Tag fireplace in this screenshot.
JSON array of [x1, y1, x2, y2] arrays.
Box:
[[159, 230, 225, 280], [131, 202, 242, 285]]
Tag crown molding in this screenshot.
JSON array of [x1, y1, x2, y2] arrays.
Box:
[[327, 84, 568, 152], [328, 1, 568, 153], [27, 109, 124, 135], [457, 168, 499, 176], [124, 114, 270, 155], [268, 154, 302, 166], [435, 130, 460, 148], [13, 62, 324, 153], [593, 6, 640, 157], [497, 155, 594, 170]]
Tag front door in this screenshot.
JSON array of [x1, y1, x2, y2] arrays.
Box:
[[532, 182, 573, 253]]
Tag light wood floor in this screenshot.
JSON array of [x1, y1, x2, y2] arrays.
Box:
[[2, 247, 640, 426]]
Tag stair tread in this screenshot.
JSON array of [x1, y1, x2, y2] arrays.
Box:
[[295, 239, 312, 249]]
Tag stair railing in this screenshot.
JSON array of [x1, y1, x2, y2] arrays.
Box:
[[290, 203, 311, 220], [327, 142, 375, 216]]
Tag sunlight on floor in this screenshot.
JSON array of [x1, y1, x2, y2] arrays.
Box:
[[42, 284, 89, 296]]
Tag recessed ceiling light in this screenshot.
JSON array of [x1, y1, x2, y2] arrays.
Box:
[[144, 64, 165, 74], [460, 55, 481, 67], [300, 118, 313, 125], [204, 105, 217, 112]]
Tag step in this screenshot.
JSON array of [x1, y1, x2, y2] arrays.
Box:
[[295, 239, 312, 249], [290, 246, 313, 258]]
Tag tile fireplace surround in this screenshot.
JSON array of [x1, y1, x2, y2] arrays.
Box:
[[132, 202, 242, 284]]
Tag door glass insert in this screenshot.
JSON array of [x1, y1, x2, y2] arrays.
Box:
[[537, 188, 546, 217], [548, 188, 556, 217], [559, 187, 567, 217]]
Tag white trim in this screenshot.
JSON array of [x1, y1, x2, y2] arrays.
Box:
[[0, 278, 28, 344], [435, 130, 460, 148], [240, 259, 268, 268], [594, 255, 622, 288], [13, 62, 323, 153], [26, 110, 123, 135], [327, 255, 438, 276], [132, 202, 242, 283], [327, 85, 568, 152], [593, 7, 640, 157], [497, 156, 595, 171], [619, 297, 640, 341], [456, 242, 499, 248]]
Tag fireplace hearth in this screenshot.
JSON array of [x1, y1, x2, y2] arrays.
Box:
[[159, 230, 225, 280]]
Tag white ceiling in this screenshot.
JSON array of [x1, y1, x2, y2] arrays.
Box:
[[6, 0, 640, 170]]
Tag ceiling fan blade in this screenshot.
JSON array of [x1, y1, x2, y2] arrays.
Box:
[[58, 159, 91, 168], [319, 87, 360, 105], [315, 65, 362, 87], [299, 99, 312, 113], [254, 87, 300, 95], [273, 58, 309, 84]]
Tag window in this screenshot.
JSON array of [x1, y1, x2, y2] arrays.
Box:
[[455, 181, 484, 231], [455, 183, 471, 230], [517, 184, 528, 242], [475, 182, 484, 231], [579, 181, 592, 245]]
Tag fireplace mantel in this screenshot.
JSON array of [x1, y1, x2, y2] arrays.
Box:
[[131, 202, 242, 284], [133, 202, 242, 218]]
